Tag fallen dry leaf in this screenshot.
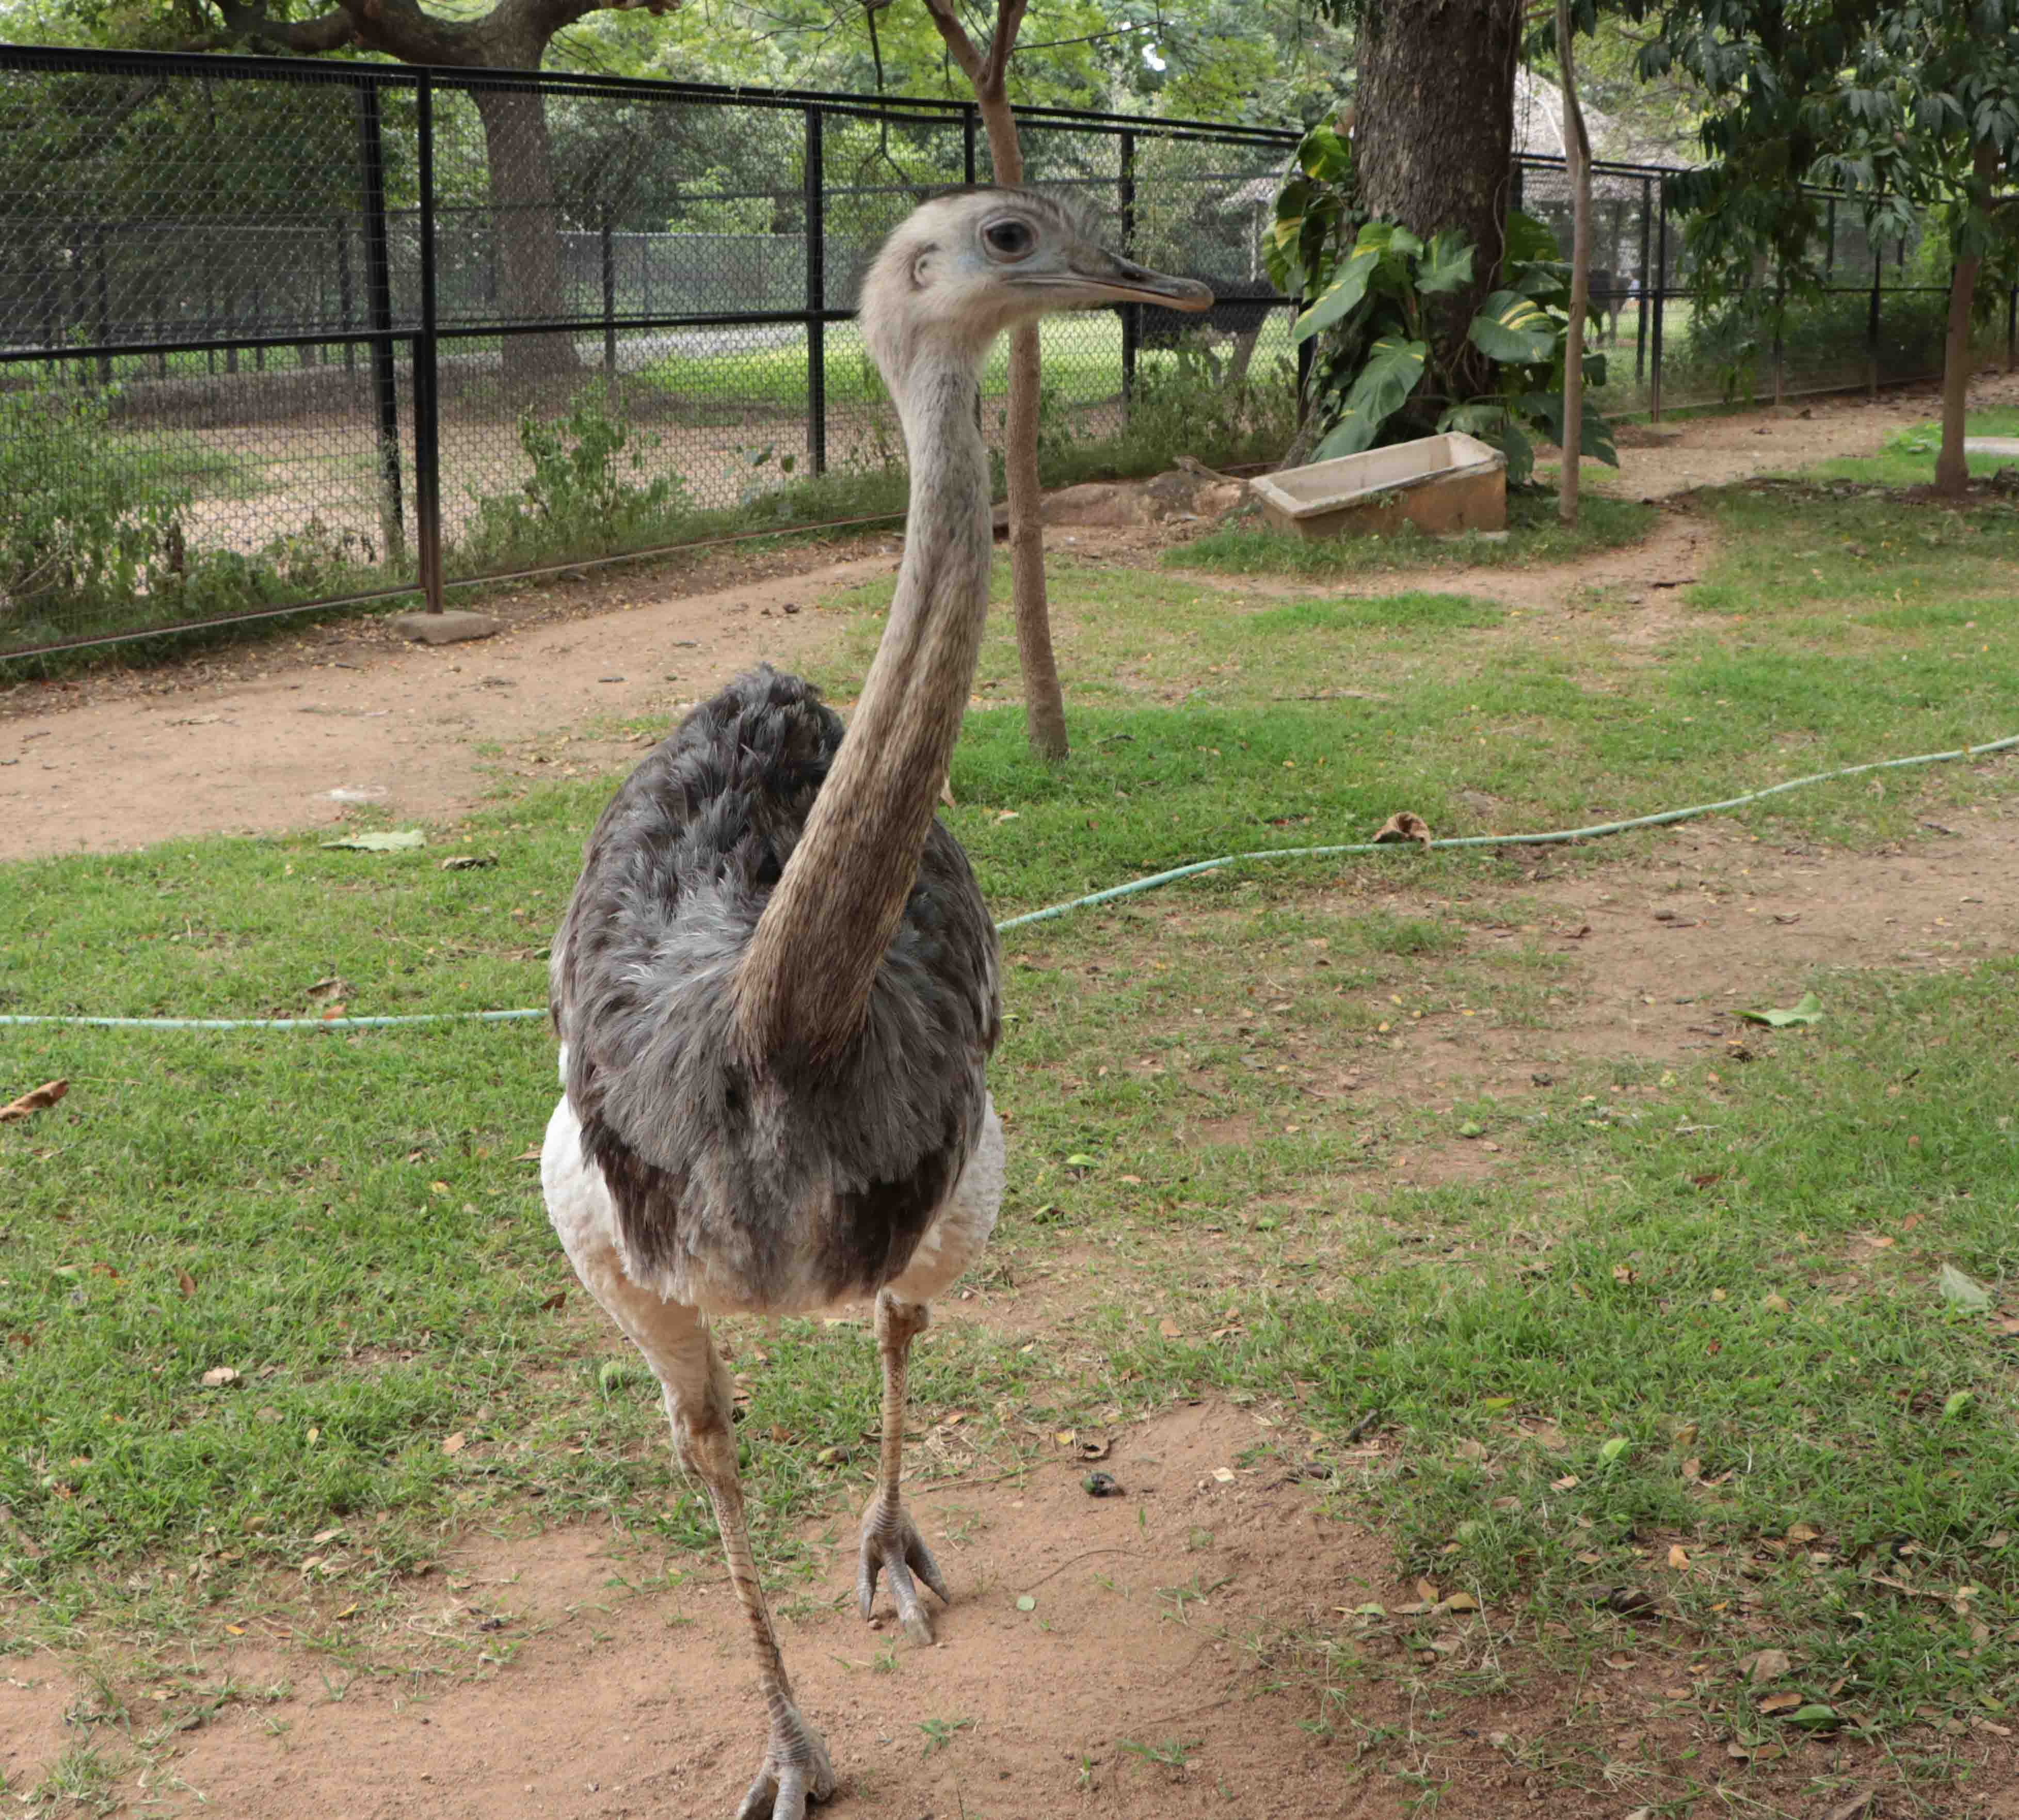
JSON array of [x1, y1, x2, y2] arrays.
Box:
[[1758, 1690, 1804, 1716], [200, 1366, 240, 1388], [176, 1269, 197, 1298], [0, 1079, 67, 1123], [1746, 1648, 1792, 1684], [1667, 1543, 1691, 1571], [440, 1432, 467, 1456], [1373, 810, 1433, 848]]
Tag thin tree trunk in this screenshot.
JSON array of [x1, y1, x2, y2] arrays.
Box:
[[1936, 140, 1998, 498], [1557, 0, 1590, 525], [972, 88, 1068, 760], [918, 2, 1066, 761]]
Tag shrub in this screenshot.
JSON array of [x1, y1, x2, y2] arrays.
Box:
[[458, 379, 692, 573], [0, 383, 187, 620]]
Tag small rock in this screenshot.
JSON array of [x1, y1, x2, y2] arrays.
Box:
[[1082, 1472, 1122, 1497]]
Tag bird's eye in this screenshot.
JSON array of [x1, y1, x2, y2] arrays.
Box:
[[983, 218, 1033, 259]]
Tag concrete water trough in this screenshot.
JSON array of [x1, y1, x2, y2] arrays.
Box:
[[1250, 432, 1507, 540]]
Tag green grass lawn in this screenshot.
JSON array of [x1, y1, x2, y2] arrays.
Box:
[[5, 472, 2019, 1776], [1810, 408, 2019, 487], [637, 311, 1299, 413]]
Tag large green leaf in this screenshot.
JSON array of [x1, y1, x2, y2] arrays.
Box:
[[1513, 390, 1620, 469], [1470, 289, 1560, 363], [1297, 124, 1354, 184], [1442, 400, 1533, 487], [1417, 230, 1475, 297], [1310, 336, 1427, 459], [1502, 207, 1562, 267], [1294, 242, 1380, 342]]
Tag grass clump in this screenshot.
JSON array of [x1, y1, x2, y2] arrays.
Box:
[[1172, 491, 1656, 579]]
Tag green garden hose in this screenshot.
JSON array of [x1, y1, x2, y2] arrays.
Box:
[[4, 731, 2013, 1033]]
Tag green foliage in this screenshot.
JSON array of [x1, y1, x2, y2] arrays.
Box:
[[459, 380, 691, 574], [0, 378, 391, 656], [1626, 1, 2019, 426], [0, 382, 185, 617], [1032, 342, 1299, 487], [1271, 134, 1615, 484]]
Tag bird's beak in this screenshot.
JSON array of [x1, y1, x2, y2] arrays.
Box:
[[1019, 244, 1214, 312]]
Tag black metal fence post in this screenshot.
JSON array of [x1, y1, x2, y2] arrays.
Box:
[[1650, 184, 1668, 421], [414, 71, 442, 613], [336, 226, 355, 374], [355, 74, 404, 566], [601, 202, 617, 379], [92, 223, 113, 387], [1867, 245, 1883, 397], [1118, 127, 1136, 411], [1635, 174, 1652, 388], [804, 104, 826, 478]]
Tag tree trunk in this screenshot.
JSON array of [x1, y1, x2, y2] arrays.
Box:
[[1557, 0, 1589, 526], [1935, 140, 1998, 498], [472, 84, 582, 384], [1354, 0, 1523, 392], [975, 87, 1069, 761]]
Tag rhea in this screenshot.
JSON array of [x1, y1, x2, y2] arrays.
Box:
[[540, 189, 1209, 1818]]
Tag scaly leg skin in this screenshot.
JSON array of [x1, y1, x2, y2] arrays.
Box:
[[682, 1414, 837, 1820], [540, 1173, 833, 1816], [856, 1290, 951, 1646]]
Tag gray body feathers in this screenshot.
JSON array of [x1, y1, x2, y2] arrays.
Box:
[[549, 666, 1001, 1313]]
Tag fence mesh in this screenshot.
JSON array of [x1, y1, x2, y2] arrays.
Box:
[[2, 45, 2010, 658]]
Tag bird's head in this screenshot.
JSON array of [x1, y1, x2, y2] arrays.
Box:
[[860, 187, 1212, 380]]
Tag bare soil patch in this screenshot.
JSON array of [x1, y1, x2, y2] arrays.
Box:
[[0, 547, 897, 861], [7, 1397, 2004, 1819], [1360, 804, 2018, 1098]]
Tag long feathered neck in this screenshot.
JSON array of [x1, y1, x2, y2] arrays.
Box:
[[732, 336, 995, 1067]]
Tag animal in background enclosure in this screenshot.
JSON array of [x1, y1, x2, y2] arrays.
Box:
[[540, 190, 1208, 1820], [1133, 275, 1279, 388], [1587, 267, 1632, 344]]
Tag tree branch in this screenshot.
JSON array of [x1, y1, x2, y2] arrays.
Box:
[[206, 0, 676, 67], [207, 0, 359, 55], [920, 0, 986, 89]]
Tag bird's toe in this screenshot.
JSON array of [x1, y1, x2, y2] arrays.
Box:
[[733, 1709, 835, 1819], [857, 1500, 949, 1645]]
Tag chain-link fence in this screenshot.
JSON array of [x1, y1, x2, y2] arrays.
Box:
[[2, 45, 2008, 658]]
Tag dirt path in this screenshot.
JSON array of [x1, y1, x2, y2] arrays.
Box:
[[0, 553, 895, 861], [0, 377, 1972, 864], [10, 1395, 2006, 1820]]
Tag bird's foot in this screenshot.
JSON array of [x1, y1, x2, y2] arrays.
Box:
[[855, 1494, 950, 1646], [733, 1704, 835, 1820]]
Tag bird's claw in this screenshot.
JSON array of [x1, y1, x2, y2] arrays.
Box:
[[733, 1705, 835, 1820], [856, 1497, 950, 1646]]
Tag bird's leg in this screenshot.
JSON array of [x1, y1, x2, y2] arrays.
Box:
[[679, 1403, 836, 1820], [855, 1289, 950, 1646], [549, 1225, 833, 1818]]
